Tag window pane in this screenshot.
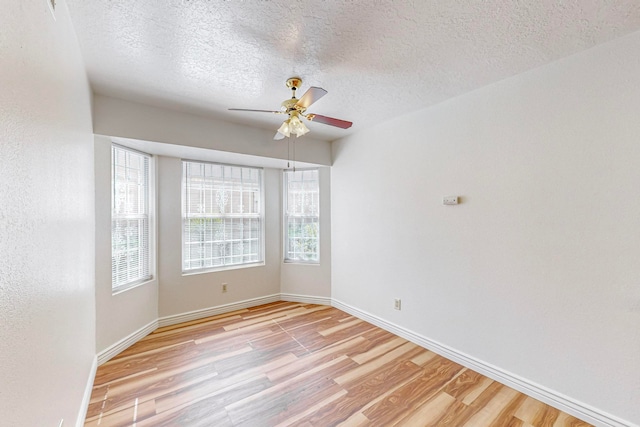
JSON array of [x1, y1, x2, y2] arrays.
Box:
[[284, 169, 319, 262], [111, 145, 151, 289], [182, 162, 263, 272]]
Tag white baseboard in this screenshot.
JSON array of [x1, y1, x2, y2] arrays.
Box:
[[98, 294, 289, 366], [331, 299, 635, 427], [157, 294, 281, 328], [280, 293, 332, 306], [97, 319, 158, 366], [77, 355, 97, 427]]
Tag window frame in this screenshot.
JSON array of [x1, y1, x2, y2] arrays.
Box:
[[283, 168, 320, 264], [111, 143, 155, 294], [181, 160, 265, 274]]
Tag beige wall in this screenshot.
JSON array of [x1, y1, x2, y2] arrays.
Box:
[[280, 167, 332, 299], [94, 135, 158, 354], [93, 94, 332, 166], [93, 147, 332, 345], [0, 1, 96, 426], [91, 94, 334, 347], [331, 31, 640, 425], [157, 156, 282, 317]]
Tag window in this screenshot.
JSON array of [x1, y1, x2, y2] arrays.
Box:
[[111, 145, 152, 291], [284, 169, 319, 263], [182, 161, 263, 272]]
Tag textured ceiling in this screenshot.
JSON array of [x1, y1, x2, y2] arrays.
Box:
[[66, 0, 640, 141]]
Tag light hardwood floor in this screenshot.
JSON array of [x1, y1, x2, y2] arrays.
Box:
[[86, 302, 592, 426]]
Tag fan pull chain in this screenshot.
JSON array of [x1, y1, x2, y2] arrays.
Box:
[[286, 136, 296, 171]]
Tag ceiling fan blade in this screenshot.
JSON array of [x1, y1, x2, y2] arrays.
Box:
[[274, 131, 285, 140], [229, 108, 283, 114], [308, 114, 353, 129], [296, 87, 327, 109]]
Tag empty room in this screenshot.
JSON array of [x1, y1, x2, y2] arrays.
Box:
[[1, 1, 639, 426]]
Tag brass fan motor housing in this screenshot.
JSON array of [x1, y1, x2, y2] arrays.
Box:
[[282, 78, 307, 114], [281, 98, 298, 111]]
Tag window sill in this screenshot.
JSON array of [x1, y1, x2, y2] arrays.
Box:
[[283, 260, 320, 266], [182, 261, 266, 276], [112, 277, 155, 296]]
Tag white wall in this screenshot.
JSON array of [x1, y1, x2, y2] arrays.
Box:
[[331, 31, 640, 425], [0, 1, 96, 426], [94, 136, 158, 354], [281, 167, 332, 299], [157, 156, 282, 317]]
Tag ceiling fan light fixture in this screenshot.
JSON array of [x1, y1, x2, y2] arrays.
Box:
[[289, 115, 309, 137], [277, 115, 309, 138], [277, 119, 291, 137]]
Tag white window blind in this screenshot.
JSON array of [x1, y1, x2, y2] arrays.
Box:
[[284, 169, 319, 263], [182, 161, 263, 272], [111, 145, 151, 290]]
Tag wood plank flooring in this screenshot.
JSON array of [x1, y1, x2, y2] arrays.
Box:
[[86, 302, 592, 426]]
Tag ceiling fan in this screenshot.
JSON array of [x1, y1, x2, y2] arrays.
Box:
[[229, 77, 353, 140]]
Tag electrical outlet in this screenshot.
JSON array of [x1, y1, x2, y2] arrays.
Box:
[[443, 196, 459, 205], [222, 283, 228, 293], [394, 298, 401, 310]]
